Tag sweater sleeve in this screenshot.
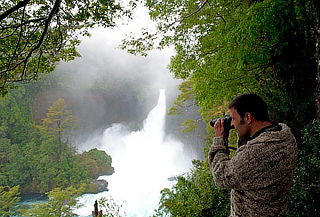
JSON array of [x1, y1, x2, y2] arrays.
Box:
[[208, 136, 241, 189], [208, 136, 292, 190], [208, 136, 230, 163]]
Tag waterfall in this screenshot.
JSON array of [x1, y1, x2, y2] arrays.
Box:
[[75, 89, 193, 216]]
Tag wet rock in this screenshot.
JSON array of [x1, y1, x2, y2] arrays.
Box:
[[85, 179, 109, 194]]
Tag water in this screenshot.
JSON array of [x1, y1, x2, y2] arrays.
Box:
[[74, 89, 193, 216]]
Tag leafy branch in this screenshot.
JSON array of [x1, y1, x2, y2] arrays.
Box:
[[121, 0, 211, 55], [0, 0, 130, 94]]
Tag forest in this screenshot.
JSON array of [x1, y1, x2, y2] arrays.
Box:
[[0, 85, 115, 216], [1, 0, 320, 216]]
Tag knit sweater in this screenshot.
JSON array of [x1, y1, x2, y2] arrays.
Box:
[[208, 123, 298, 217]]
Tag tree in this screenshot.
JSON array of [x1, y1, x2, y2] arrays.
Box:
[[0, 87, 38, 188], [0, 127, 12, 186], [287, 121, 320, 216], [0, 0, 136, 95], [34, 98, 84, 192], [0, 87, 35, 144], [37, 97, 77, 157], [313, 0, 320, 120], [98, 196, 126, 217], [153, 160, 229, 217], [0, 185, 21, 217], [123, 0, 318, 133], [20, 185, 85, 217], [0, 88, 112, 194]]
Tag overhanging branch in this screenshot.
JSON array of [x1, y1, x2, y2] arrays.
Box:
[[0, 0, 62, 79], [0, 0, 32, 21], [0, 17, 47, 31], [180, 0, 209, 22]]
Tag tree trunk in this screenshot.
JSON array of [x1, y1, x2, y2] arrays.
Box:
[[315, 0, 320, 120]]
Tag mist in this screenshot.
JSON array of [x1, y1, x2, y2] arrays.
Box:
[[28, 4, 206, 216], [29, 2, 206, 159], [74, 90, 195, 216], [54, 33, 179, 140], [33, 6, 179, 140]]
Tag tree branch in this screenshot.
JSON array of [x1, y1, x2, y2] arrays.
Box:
[[27, 0, 61, 56], [0, 26, 19, 39], [162, 0, 209, 32], [122, 0, 210, 54], [0, 22, 42, 73], [180, 0, 209, 23], [0, 0, 32, 21], [1, 0, 62, 78], [56, 15, 64, 52], [5, 4, 27, 76], [0, 17, 46, 31], [20, 0, 61, 80], [35, 48, 44, 75]]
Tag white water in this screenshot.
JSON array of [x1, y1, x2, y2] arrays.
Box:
[[75, 89, 193, 217]]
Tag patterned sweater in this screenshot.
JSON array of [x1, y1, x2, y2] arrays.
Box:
[[208, 123, 298, 217]]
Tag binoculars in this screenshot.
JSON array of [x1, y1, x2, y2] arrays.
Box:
[[210, 115, 234, 131]]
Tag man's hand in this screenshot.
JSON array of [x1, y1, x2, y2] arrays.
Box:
[[213, 118, 229, 139], [210, 118, 230, 158], [214, 118, 224, 137]]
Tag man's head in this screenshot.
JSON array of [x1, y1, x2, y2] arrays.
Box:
[[228, 93, 270, 137]]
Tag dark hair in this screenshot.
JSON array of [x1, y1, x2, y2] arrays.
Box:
[[228, 93, 270, 121]]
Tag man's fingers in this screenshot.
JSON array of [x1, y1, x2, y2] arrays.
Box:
[[214, 118, 225, 137], [214, 118, 224, 128]]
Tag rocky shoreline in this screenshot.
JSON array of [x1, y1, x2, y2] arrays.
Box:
[[84, 178, 109, 194], [22, 176, 111, 196]]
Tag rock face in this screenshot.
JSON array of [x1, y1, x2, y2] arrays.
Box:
[[85, 179, 109, 194], [76, 148, 115, 179]]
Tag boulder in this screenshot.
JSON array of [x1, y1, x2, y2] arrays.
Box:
[[85, 179, 109, 194]]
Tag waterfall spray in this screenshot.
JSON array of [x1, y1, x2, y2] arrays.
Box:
[[75, 89, 193, 216]]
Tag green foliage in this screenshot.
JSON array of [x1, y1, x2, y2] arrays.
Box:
[[36, 97, 78, 160], [0, 0, 135, 94], [76, 148, 114, 178], [20, 185, 85, 217], [287, 120, 320, 216], [0, 185, 21, 217], [0, 1, 318, 216], [0, 87, 111, 194], [123, 0, 319, 216], [31, 98, 87, 192], [0, 88, 39, 188], [37, 98, 77, 139], [0, 87, 35, 144], [168, 80, 195, 116], [180, 119, 198, 133], [125, 0, 317, 133], [154, 160, 229, 217], [98, 196, 126, 217]]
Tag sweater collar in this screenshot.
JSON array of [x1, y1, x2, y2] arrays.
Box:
[[249, 123, 282, 141]]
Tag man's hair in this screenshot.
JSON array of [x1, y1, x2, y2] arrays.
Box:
[[228, 93, 270, 121]]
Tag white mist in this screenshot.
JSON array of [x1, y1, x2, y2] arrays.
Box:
[[75, 89, 193, 217]]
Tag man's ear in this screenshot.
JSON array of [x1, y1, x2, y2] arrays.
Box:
[[245, 112, 253, 124]]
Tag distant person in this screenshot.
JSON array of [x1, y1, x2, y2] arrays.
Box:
[[208, 93, 298, 217]]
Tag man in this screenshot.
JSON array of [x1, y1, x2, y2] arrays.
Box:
[[208, 93, 298, 217]]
